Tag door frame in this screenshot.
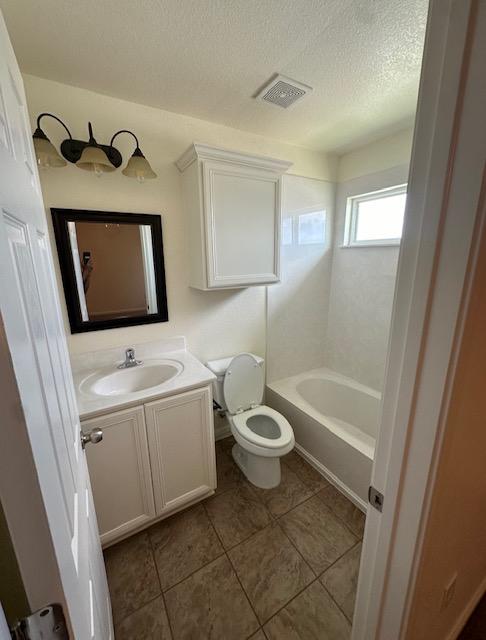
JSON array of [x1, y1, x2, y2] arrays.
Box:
[[353, 0, 486, 638]]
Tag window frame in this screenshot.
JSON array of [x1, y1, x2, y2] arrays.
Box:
[[343, 183, 408, 248]]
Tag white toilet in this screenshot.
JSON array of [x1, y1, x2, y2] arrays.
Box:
[[206, 353, 294, 489]]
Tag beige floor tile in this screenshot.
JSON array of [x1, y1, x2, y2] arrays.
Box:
[[228, 523, 314, 623], [205, 483, 271, 549], [148, 504, 224, 590], [114, 596, 172, 640], [253, 464, 313, 518], [248, 631, 266, 640], [318, 484, 366, 538], [165, 555, 259, 640], [104, 532, 160, 624], [280, 495, 357, 574], [321, 543, 362, 621], [282, 451, 331, 493], [264, 581, 351, 640]]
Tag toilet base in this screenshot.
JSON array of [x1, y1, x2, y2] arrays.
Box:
[[232, 443, 281, 489]]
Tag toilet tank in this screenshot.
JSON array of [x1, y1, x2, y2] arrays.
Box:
[[206, 354, 264, 411]]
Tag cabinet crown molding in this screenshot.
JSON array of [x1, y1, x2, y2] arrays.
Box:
[[175, 143, 293, 174]]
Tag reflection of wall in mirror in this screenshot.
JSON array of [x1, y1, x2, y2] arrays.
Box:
[[75, 222, 147, 320]]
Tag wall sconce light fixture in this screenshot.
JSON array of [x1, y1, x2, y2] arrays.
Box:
[[32, 113, 157, 182]]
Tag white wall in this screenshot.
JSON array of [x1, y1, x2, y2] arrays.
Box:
[[266, 175, 335, 382], [324, 164, 409, 390], [337, 128, 413, 183], [24, 74, 336, 363]]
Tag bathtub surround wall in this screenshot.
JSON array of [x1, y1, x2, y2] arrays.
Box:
[[266, 175, 335, 383], [24, 74, 336, 363], [267, 131, 413, 389], [324, 164, 409, 390]]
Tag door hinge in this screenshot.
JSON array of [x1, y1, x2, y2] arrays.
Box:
[[10, 604, 68, 640], [368, 485, 384, 512]]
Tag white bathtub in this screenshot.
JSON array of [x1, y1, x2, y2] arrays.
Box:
[[266, 367, 381, 506]]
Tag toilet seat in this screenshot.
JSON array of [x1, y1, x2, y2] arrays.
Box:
[[222, 352, 295, 462], [232, 405, 293, 450]]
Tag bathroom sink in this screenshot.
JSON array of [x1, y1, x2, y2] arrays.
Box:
[[80, 359, 184, 397]]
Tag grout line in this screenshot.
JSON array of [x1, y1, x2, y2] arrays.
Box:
[[260, 575, 321, 628], [320, 579, 355, 627], [113, 592, 163, 629], [204, 501, 262, 634], [159, 549, 226, 594], [110, 445, 361, 637], [226, 547, 263, 629], [314, 488, 365, 541], [275, 520, 318, 579], [318, 540, 363, 626], [148, 535, 175, 640], [281, 458, 330, 496], [318, 538, 362, 579]]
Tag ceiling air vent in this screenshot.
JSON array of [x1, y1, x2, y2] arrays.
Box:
[[256, 74, 313, 109]]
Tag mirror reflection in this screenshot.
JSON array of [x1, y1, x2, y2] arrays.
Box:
[[52, 209, 168, 333], [68, 221, 158, 322]]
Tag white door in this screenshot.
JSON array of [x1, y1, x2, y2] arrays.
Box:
[[0, 12, 113, 640]]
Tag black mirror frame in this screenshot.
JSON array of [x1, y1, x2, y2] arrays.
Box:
[[51, 208, 169, 334]]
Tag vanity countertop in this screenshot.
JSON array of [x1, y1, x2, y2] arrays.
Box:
[[73, 338, 215, 420]]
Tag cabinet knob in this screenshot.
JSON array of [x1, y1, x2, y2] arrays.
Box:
[[81, 428, 103, 449]]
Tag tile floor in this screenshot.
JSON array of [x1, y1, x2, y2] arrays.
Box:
[[104, 437, 366, 640]]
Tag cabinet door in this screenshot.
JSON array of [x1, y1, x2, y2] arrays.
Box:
[[202, 160, 281, 287], [145, 387, 216, 514], [83, 406, 155, 546]]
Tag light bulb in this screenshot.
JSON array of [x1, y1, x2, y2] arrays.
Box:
[[136, 173, 145, 184], [93, 164, 103, 178], [37, 155, 50, 168]]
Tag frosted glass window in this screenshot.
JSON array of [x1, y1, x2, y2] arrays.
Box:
[[297, 211, 326, 245], [345, 185, 407, 247]]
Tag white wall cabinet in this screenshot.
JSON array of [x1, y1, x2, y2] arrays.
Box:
[[176, 143, 292, 290], [82, 385, 215, 546]]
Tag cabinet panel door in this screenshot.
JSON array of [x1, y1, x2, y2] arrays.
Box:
[[83, 406, 155, 546], [202, 160, 281, 287], [145, 387, 216, 514]]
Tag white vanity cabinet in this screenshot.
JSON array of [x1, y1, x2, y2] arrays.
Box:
[[145, 387, 215, 513], [83, 406, 155, 546], [176, 143, 292, 290], [82, 385, 216, 546]]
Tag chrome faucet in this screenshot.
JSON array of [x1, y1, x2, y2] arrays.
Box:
[[117, 348, 142, 369]]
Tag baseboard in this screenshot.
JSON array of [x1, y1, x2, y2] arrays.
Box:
[[446, 576, 486, 640], [294, 442, 368, 512]]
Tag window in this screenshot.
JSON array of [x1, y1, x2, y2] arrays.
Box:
[[344, 184, 407, 247]]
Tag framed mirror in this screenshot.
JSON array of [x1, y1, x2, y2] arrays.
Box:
[[51, 208, 168, 333]]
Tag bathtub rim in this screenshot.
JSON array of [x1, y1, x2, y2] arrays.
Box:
[[267, 366, 380, 461]]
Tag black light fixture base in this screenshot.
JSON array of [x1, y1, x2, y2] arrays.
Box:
[[60, 139, 123, 167]]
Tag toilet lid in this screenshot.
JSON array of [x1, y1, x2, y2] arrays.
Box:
[[223, 353, 264, 414]]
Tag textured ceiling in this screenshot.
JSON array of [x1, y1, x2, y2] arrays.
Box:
[[0, 0, 428, 153]]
